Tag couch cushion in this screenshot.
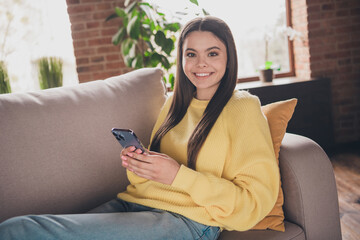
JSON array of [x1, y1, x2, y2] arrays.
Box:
[[219, 221, 305, 240], [0, 68, 166, 222], [251, 98, 297, 231]]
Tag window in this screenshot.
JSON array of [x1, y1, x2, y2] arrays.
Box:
[[146, 0, 294, 82], [0, 0, 78, 93]]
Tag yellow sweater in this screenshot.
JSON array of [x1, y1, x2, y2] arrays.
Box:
[[118, 90, 279, 231]]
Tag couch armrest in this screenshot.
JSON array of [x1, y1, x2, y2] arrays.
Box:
[[280, 133, 342, 240]]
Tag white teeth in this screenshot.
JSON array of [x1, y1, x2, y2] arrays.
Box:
[[196, 73, 210, 77]]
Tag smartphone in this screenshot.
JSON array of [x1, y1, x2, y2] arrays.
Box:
[[111, 128, 145, 153]]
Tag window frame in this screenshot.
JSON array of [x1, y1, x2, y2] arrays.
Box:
[[237, 0, 295, 83]]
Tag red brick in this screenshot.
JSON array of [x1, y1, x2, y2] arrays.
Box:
[[71, 23, 85, 31], [307, 5, 321, 13], [66, 0, 80, 4], [72, 30, 100, 40], [91, 56, 105, 63], [97, 46, 119, 54], [101, 28, 118, 37], [93, 71, 122, 80], [74, 48, 96, 57], [86, 22, 101, 29], [69, 13, 93, 22], [96, 3, 112, 10], [73, 40, 87, 48], [88, 38, 111, 46], [338, 58, 352, 66], [324, 51, 351, 59], [338, 41, 360, 49], [322, 3, 335, 11], [335, 2, 350, 9], [93, 11, 112, 20], [67, 5, 94, 14], [106, 54, 121, 61], [351, 8, 360, 16], [336, 9, 350, 17], [81, 0, 102, 3], [106, 62, 122, 70], [76, 57, 89, 65], [77, 64, 104, 73]]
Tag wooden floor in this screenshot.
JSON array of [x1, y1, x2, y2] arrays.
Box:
[[329, 143, 360, 240]]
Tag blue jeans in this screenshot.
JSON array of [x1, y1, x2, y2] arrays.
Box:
[[0, 198, 220, 240]]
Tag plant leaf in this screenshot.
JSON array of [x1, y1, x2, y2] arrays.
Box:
[[164, 22, 180, 32], [139, 4, 156, 24], [132, 54, 143, 69], [150, 52, 161, 67], [125, 1, 137, 14], [155, 30, 166, 46], [114, 7, 127, 18], [105, 12, 118, 22], [121, 38, 133, 56], [127, 16, 141, 39], [163, 38, 174, 55], [265, 61, 273, 69], [160, 54, 170, 69], [112, 27, 126, 45], [168, 73, 175, 89], [124, 0, 131, 7], [202, 8, 210, 15], [189, 0, 199, 6]]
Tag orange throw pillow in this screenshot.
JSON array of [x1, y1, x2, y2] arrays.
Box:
[[251, 98, 298, 232]]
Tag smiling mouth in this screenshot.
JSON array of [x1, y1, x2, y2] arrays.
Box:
[[195, 72, 212, 77]]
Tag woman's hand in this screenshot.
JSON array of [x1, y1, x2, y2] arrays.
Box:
[[120, 146, 180, 185]]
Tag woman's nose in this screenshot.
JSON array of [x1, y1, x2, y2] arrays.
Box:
[[197, 56, 208, 68]]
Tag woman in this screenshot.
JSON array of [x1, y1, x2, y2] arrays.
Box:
[[0, 16, 279, 240]]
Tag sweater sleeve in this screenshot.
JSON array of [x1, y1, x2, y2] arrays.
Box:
[[148, 95, 173, 148], [171, 94, 279, 231]]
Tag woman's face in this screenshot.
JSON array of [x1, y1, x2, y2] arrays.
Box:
[[182, 31, 228, 100]]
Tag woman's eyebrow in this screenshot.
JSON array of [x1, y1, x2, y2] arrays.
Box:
[[184, 46, 221, 52], [206, 46, 221, 51]]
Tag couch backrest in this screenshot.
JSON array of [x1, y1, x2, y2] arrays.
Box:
[[0, 68, 166, 222]]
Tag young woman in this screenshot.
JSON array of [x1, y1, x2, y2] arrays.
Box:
[[0, 16, 279, 240]]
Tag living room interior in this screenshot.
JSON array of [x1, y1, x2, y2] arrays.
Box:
[[0, 0, 359, 239], [66, 1, 360, 237]]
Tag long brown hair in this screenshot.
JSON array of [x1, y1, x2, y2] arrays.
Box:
[[150, 16, 238, 169]]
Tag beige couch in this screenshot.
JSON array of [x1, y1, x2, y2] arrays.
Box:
[[0, 68, 342, 240]]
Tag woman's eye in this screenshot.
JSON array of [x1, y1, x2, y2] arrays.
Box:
[[186, 52, 195, 57], [209, 52, 218, 57]]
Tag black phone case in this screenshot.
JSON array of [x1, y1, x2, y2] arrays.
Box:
[[111, 128, 145, 152]]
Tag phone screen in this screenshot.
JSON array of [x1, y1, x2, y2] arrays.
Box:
[[111, 128, 145, 153]]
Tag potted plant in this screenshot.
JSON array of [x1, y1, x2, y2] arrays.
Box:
[[106, 0, 207, 90], [37, 57, 63, 89], [0, 61, 11, 94], [258, 26, 302, 82], [258, 33, 280, 82], [106, 0, 180, 90]]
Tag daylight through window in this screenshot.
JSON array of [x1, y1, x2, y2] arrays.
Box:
[[146, 0, 293, 81]]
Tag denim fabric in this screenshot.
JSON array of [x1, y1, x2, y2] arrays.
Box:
[[0, 198, 220, 240]]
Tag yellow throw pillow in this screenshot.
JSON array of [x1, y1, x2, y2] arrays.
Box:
[[251, 98, 298, 232]]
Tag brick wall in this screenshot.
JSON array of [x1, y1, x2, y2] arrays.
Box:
[[291, 0, 360, 143], [66, 0, 129, 83], [66, 0, 360, 143]]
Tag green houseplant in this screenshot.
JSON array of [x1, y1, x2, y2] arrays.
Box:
[[106, 0, 181, 89], [37, 57, 63, 90], [0, 61, 11, 94], [106, 0, 207, 90]]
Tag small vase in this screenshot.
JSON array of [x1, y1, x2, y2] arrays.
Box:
[[259, 69, 274, 82]]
